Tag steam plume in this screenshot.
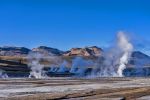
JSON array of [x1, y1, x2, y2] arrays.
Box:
[[57, 60, 69, 73], [26, 31, 133, 78], [27, 52, 47, 79], [117, 32, 133, 77], [70, 57, 94, 76], [95, 31, 133, 77]]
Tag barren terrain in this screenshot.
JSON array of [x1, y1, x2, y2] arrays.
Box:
[[0, 77, 150, 100]]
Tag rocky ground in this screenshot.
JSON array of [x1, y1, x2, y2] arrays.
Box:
[[0, 77, 150, 100]]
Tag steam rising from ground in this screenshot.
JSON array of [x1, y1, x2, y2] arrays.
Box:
[[27, 52, 63, 78], [27, 31, 133, 78], [57, 60, 69, 73], [117, 32, 133, 76], [49, 61, 69, 73], [27, 52, 47, 79], [93, 31, 133, 77], [70, 57, 94, 76], [62, 31, 133, 77], [70, 31, 133, 77]]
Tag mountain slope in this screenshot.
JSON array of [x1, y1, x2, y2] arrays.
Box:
[[63, 46, 102, 57], [0, 46, 31, 56], [32, 46, 64, 56]]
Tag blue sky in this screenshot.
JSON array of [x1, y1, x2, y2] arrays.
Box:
[[0, 0, 150, 54]]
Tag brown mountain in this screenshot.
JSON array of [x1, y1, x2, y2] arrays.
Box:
[[63, 46, 102, 57], [0, 46, 149, 77], [0, 46, 149, 60]]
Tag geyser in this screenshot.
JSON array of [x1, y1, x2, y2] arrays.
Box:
[[57, 60, 69, 73], [69, 31, 133, 77], [27, 52, 47, 79], [94, 31, 133, 77], [26, 31, 133, 78], [70, 57, 94, 76], [117, 32, 133, 77], [49, 60, 69, 73]]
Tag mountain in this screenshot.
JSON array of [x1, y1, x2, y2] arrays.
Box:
[[0, 46, 31, 56], [132, 51, 150, 59], [32, 46, 64, 56], [63, 46, 102, 57], [130, 51, 150, 67], [0, 46, 149, 61], [0, 46, 150, 77]]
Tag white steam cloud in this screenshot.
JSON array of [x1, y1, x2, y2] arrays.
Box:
[[94, 31, 133, 77], [27, 52, 47, 79], [117, 32, 133, 77], [26, 31, 133, 78], [70, 57, 94, 76], [46, 31, 134, 77], [57, 60, 69, 73]]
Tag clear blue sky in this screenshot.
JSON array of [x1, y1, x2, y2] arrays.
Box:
[[0, 0, 150, 54]]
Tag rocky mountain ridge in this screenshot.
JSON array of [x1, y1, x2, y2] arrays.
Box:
[[63, 46, 102, 57], [32, 46, 64, 56], [0, 46, 103, 57], [0, 46, 149, 77], [0, 46, 149, 62], [0, 46, 31, 56]]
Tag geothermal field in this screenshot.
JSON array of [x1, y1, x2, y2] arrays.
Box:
[[0, 32, 150, 100], [1, 0, 150, 99], [0, 77, 150, 100]]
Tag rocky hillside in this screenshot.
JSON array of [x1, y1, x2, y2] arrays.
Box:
[[130, 51, 150, 66], [63, 46, 102, 57], [0, 46, 103, 57], [0, 46, 31, 56], [0, 46, 149, 77], [0, 46, 149, 65], [32, 46, 64, 56]]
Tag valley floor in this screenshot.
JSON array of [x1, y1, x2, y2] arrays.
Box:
[[0, 77, 150, 100]]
